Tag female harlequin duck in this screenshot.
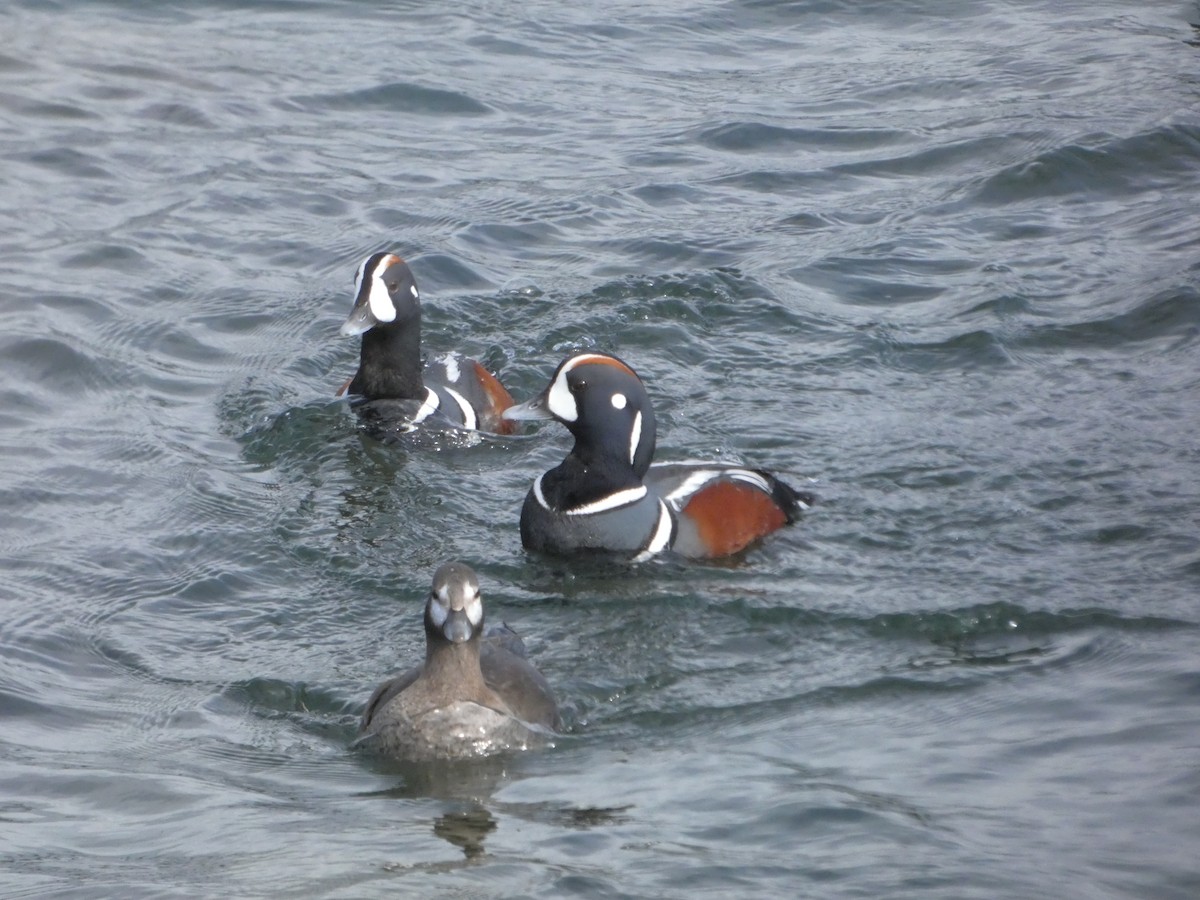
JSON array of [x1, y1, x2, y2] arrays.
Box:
[[357, 562, 560, 761], [339, 252, 515, 435], [503, 352, 813, 561]]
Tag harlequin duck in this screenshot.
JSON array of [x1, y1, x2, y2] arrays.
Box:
[[339, 252, 516, 435], [503, 352, 813, 560], [357, 562, 560, 761]]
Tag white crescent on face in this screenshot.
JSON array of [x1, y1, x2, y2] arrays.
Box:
[[428, 592, 449, 629], [546, 367, 579, 422], [366, 265, 397, 323], [464, 591, 483, 627]]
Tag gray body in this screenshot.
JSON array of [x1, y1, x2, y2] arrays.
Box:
[[518, 475, 672, 558], [359, 581, 560, 762]]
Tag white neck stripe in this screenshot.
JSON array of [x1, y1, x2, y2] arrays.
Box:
[[565, 485, 647, 516], [533, 478, 650, 516], [532, 473, 551, 511]]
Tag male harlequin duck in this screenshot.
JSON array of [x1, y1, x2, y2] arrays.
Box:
[[357, 562, 560, 761], [339, 251, 515, 434], [503, 352, 813, 561]]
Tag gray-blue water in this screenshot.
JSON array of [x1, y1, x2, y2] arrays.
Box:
[[2, 1, 1199, 896]]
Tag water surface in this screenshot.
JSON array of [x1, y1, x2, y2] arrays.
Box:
[[1, 0, 1199, 896]]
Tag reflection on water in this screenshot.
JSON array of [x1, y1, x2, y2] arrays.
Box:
[[358, 755, 631, 862], [433, 806, 496, 860]]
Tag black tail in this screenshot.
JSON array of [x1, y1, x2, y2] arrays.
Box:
[[758, 470, 815, 524]]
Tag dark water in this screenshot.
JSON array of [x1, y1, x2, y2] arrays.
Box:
[[2, 0, 1199, 895]]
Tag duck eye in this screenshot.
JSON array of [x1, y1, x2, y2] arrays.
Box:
[[388, 281, 399, 291]]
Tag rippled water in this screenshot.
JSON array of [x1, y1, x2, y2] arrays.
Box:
[[2, 0, 1199, 896]]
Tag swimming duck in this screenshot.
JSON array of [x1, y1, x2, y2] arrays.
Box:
[[503, 352, 812, 560], [358, 562, 560, 760], [339, 252, 515, 435]]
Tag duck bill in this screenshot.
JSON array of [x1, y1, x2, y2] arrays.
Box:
[[339, 299, 378, 337], [442, 610, 474, 644], [502, 392, 553, 422]]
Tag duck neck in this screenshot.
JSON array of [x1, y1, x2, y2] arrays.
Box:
[[423, 636, 485, 687], [349, 313, 424, 400], [540, 446, 643, 511]]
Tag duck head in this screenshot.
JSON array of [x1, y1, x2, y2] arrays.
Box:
[[341, 252, 422, 337], [504, 352, 657, 477], [424, 561, 485, 645]]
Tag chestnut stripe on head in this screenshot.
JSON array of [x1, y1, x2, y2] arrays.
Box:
[[547, 352, 642, 423], [562, 353, 640, 380]]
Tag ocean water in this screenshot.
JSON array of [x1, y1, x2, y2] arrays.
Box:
[[1, 0, 1199, 896]]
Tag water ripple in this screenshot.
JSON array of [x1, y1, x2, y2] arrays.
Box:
[[294, 82, 493, 116], [1, 1, 1198, 896]]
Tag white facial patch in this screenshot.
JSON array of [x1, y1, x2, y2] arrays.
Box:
[[546, 369, 579, 422], [367, 266, 397, 323], [464, 591, 483, 627], [629, 410, 642, 465], [610, 392, 626, 410], [546, 354, 627, 422], [428, 593, 449, 628]]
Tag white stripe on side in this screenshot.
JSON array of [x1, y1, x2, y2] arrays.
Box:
[[412, 388, 440, 424], [632, 500, 674, 562], [565, 485, 648, 516], [443, 386, 477, 430], [659, 467, 772, 506], [726, 469, 772, 493], [660, 470, 720, 505]]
